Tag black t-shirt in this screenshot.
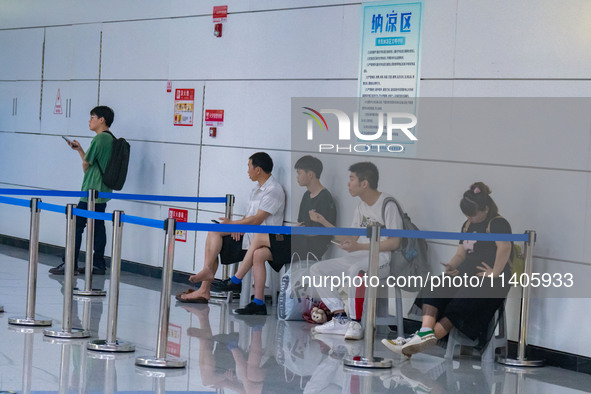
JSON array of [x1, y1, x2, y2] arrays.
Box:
[[295, 188, 337, 257], [459, 216, 512, 277]]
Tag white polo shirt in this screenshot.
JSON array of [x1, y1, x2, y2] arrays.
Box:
[[243, 174, 286, 249]]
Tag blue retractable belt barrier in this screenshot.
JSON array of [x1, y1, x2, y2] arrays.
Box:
[[72, 208, 112, 221], [37, 201, 66, 214], [0, 188, 86, 198], [98, 192, 226, 203], [0, 189, 530, 242], [0, 195, 31, 208], [121, 214, 164, 230]]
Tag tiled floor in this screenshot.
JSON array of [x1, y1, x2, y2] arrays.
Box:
[[1, 244, 591, 393]]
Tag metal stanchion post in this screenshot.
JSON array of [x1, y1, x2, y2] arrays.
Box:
[[9, 198, 52, 326], [0, 305, 3, 313], [496, 230, 544, 367], [88, 211, 135, 352], [222, 194, 236, 303], [44, 204, 90, 339], [74, 189, 106, 296], [136, 218, 186, 368], [344, 224, 392, 369]]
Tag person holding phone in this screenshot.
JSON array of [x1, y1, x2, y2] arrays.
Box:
[[309, 162, 402, 340], [217, 155, 338, 315], [49, 106, 115, 275]]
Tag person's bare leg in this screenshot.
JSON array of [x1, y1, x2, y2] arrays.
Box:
[[188, 231, 228, 283], [252, 247, 272, 301], [234, 233, 270, 279]]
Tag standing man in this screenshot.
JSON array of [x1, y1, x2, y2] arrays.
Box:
[[49, 106, 114, 275], [309, 162, 402, 339], [176, 152, 285, 303]]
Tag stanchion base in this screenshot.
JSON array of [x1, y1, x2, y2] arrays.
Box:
[[88, 339, 135, 353], [343, 356, 392, 369], [73, 288, 107, 296], [8, 316, 52, 327], [496, 356, 545, 367], [43, 327, 90, 339], [135, 356, 186, 369]]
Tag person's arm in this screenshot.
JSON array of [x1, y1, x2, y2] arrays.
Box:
[[339, 236, 400, 253], [477, 241, 511, 277], [441, 245, 466, 276], [69, 139, 90, 172]]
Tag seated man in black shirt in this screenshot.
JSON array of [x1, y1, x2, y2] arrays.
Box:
[[219, 155, 337, 315]]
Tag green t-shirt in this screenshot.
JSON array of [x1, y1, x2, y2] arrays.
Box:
[[81, 131, 113, 203]]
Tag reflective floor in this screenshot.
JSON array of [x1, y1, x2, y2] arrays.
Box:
[[1, 244, 591, 393]]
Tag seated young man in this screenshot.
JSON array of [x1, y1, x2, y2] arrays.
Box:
[[309, 162, 401, 340], [218, 155, 337, 315], [176, 152, 285, 303]]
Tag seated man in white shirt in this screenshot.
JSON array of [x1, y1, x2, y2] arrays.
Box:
[[176, 152, 285, 303], [309, 162, 402, 340]]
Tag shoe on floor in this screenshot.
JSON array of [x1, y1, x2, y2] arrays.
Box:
[[314, 334, 362, 359], [77, 266, 106, 275], [49, 263, 78, 275], [344, 321, 364, 340], [313, 315, 351, 336], [381, 336, 410, 355], [234, 301, 267, 315], [216, 278, 242, 293], [401, 330, 437, 357]]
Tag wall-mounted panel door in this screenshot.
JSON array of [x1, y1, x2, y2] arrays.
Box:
[[0, 82, 16, 132], [0, 28, 44, 80], [14, 81, 42, 133]]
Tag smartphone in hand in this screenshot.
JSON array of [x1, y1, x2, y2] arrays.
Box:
[[61, 136, 72, 144], [211, 219, 220, 224]]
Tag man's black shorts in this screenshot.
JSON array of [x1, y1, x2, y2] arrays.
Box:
[[220, 235, 247, 265], [267, 234, 292, 272]]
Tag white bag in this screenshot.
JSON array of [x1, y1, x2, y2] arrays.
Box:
[[277, 252, 318, 321]]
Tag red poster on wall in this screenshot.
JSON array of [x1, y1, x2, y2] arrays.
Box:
[[213, 5, 228, 23], [174, 89, 195, 126], [168, 208, 188, 242], [205, 109, 224, 126]]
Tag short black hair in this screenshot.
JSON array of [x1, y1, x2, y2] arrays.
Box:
[[90, 106, 115, 127], [348, 162, 379, 189], [294, 155, 323, 179], [249, 152, 273, 173]]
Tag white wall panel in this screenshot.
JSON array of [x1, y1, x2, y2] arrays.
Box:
[[169, 6, 359, 80], [121, 141, 200, 202], [99, 81, 203, 144], [13, 81, 41, 133], [41, 81, 99, 135], [101, 20, 170, 80], [201, 80, 356, 150], [29, 134, 82, 191], [0, 82, 16, 131], [169, 0, 347, 17], [414, 98, 591, 171], [453, 80, 591, 98], [454, 0, 591, 79], [420, 0, 458, 79], [0, 28, 44, 80], [0, 133, 40, 186], [43, 24, 102, 81]]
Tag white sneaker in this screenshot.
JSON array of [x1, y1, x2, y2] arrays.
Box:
[[344, 321, 363, 340], [314, 334, 362, 359], [381, 336, 409, 355], [313, 315, 351, 336], [401, 330, 437, 357]]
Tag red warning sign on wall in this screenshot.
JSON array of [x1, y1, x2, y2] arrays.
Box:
[[205, 109, 224, 126], [213, 5, 228, 22], [168, 208, 188, 242], [54, 89, 63, 114]]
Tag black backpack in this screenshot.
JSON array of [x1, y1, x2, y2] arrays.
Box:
[[97, 130, 130, 191], [382, 197, 430, 291]]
